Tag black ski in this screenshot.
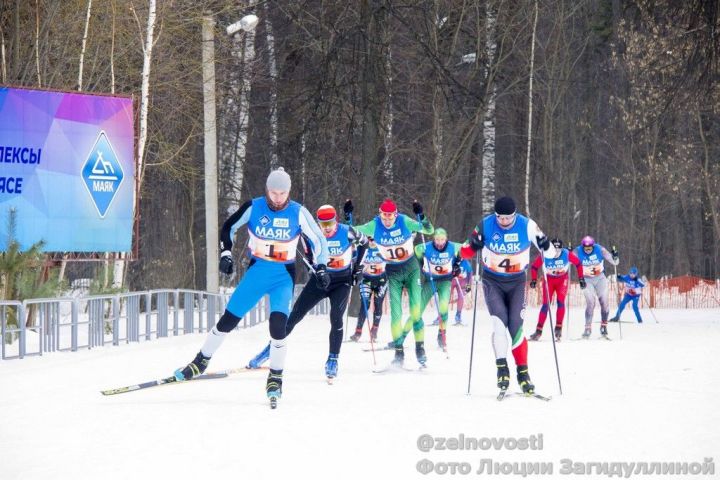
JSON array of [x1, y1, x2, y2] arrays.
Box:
[[100, 372, 228, 396]]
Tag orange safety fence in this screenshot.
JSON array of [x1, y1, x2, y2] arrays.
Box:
[[373, 275, 720, 315]]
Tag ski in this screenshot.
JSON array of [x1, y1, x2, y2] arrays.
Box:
[[100, 372, 228, 396], [372, 363, 421, 374], [499, 391, 552, 402], [363, 345, 394, 352]]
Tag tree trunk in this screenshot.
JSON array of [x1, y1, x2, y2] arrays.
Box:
[[524, 0, 539, 215]]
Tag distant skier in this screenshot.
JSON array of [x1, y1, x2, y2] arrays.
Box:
[[528, 238, 585, 342], [246, 202, 368, 383], [349, 237, 388, 342], [355, 199, 434, 367], [610, 266, 644, 323], [450, 258, 473, 326], [574, 236, 619, 338], [460, 196, 555, 395], [397, 228, 462, 349], [173, 168, 329, 407]]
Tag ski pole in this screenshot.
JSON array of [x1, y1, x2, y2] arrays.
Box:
[[358, 282, 377, 365], [612, 253, 622, 340], [536, 244, 563, 395], [466, 251, 481, 395]]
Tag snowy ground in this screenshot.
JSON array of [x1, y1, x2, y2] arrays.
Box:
[[1, 306, 719, 480]]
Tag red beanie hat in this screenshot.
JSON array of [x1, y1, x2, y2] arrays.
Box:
[[379, 198, 397, 214]]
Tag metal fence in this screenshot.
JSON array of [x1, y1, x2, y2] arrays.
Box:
[[1, 285, 329, 361]]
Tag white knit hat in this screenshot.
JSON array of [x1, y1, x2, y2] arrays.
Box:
[[266, 167, 291, 192]]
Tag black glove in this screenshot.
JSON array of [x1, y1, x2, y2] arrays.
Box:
[[469, 233, 484, 251], [530, 279, 537, 289], [219, 250, 234, 275], [412, 200, 424, 218], [611, 245, 619, 261], [343, 199, 354, 222], [452, 263, 462, 277], [464, 284, 472, 294], [579, 278, 587, 289], [351, 264, 363, 286], [536, 235, 550, 251], [616, 274, 623, 281], [315, 264, 331, 290]]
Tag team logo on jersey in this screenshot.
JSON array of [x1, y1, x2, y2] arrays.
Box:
[[260, 215, 270, 226], [328, 240, 341, 247], [438, 252, 449, 258], [504, 233, 519, 242], [492, 232, 501, 242], [273, 218, 289, 228], [390, 229, 402, 237]]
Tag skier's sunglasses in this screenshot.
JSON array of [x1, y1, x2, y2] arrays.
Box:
[[318, 219, 336, 228], [495, 213, 516, 222], [379, 211, 397, 220]]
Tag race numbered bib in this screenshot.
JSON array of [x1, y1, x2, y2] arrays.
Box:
[[363, 263, 386, 275], [582, 264, 604, 277], [378, 238, 414, 264], [484, 250, 525, 274], [249, 234, 298, 262]]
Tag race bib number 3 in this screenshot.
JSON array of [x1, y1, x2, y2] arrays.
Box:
[[582, 264, 604, 277]]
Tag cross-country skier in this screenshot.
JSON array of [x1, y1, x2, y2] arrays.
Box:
[[451, 259, 473, 326], [173, 167, 329, 407], [574, 236, 619, 338], [354, 199, 434, 367], [396, 228, 462, 350], [528, 238, 585, 342], [349, 237, 388, 342], [460, 196, 555, 395], [609, 266, 644, 323], [246, 203, 368, 383]]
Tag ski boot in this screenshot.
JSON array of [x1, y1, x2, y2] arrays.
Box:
[[454, 313, 463, 326], [437, 329, 447, 349], [554, 326, 562, 342], [600, 324, 608, 337], [581, 326, 591, 338], [528, 329, 542, 341], [247, 342, 270, 369], [608, 316, 619, 323], [392, 345, 404, 366], [431, 318, 440, 326], [266, 369, 283, 408], [174, 351, 210, 381], [388, 333, 406, 349], [517, 365, 535, 394], [415, 342, 427, 367], [496, 358, 510, 391], [325, 353, 339, 379], [369, 325, 378, 342], [349, 328, 362, 342]]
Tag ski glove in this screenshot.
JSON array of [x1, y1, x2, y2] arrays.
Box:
[[343, 199, 354, 222], [536, 235, 550, 251], [579, 278, 587, 289], [351, 264, 363, 286], [464, 284, 472, 294], [530, 279, 537, 289], [611, 245, 619, 261], [469, 233, 484, 251], [219, 250, 234, 275], [315, 264, 331, 290]]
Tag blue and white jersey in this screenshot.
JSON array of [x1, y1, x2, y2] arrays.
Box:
[[618, 275, 645, 296], [458, 259, 473, 279], [574, 244, 610, 278], [543, 249, 571, 277], [223, 197, 328, 265], [362, 247, 387, 278], [481, 214, 550, 277], [420, 241, 459, 280], [326, 223, 353, 272], [372, 215, 416, 265]]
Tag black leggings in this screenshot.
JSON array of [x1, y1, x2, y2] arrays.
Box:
[[286, 277, 351, 355], [356, 276, 387, 329]]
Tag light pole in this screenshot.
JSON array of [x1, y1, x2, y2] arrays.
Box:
[[203, 13, 258, 293]]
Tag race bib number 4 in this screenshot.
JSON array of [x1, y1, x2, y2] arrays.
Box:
[[485, 251, 524, 274]]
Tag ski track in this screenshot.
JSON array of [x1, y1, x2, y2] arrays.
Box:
[[1, 307, 718, 480]]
